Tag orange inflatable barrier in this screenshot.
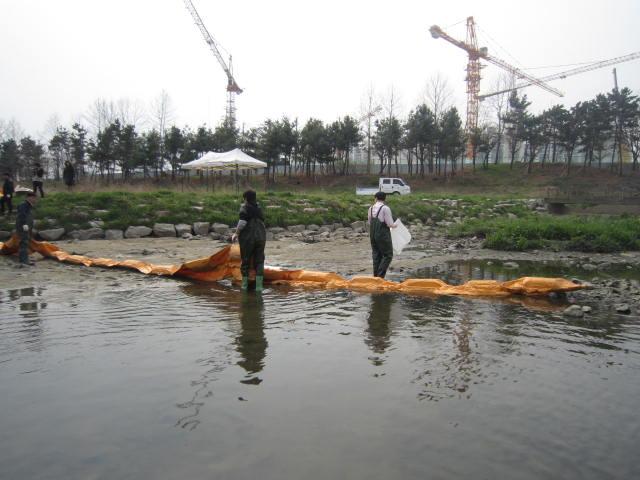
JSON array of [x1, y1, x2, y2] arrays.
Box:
[[0, 234, 583, 298]]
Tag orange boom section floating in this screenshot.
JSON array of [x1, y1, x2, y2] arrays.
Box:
[[0, 235, 583, 298]]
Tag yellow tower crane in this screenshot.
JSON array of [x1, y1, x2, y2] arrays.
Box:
[[429, 17, 562, 158]]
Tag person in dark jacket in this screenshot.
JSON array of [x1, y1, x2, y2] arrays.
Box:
[[1, 172, 14, 215], [63, 161, 76, 189], [32, 163, 45, 197], [231, 190, 267, 292], [368, 191, 397, 278], [16, 192, 38, 266]]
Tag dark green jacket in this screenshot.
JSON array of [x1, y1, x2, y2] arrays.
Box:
[[238, 202, 266, 244], [16, 200, 34, 232]]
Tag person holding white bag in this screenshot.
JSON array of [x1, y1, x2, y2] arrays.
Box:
[[368, 191, 397, 278]]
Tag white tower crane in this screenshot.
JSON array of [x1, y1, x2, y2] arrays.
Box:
[[183, 0, 243, 127], [478, 51, 640, 100]]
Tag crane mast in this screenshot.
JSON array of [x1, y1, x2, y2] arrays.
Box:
[[478, 51, 640, 100], [465, 17, 482, 145], [183, 0, 242, 127], [430, 17, 562, 157]]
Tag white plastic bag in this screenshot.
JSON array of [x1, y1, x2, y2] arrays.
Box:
[[391, 218, 411, 255]]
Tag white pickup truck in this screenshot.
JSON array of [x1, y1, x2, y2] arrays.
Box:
[[356, 177, 411, 196]]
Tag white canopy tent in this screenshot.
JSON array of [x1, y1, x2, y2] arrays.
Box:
[[182, 149, 267, 171], [181, 148, 267, 192]]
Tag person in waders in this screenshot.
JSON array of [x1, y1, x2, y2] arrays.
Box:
[[232, 190, 266, 292], [16, 192, 38, 267], [368, 191, 397, 278]]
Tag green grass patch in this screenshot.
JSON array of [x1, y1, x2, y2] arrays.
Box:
[[449, 215, 640, 252]]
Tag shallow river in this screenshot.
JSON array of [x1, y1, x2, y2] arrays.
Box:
[[1, 261, 639, 479]]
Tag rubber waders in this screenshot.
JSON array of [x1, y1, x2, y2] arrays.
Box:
[[241, 276, 249, 291], [255, 275, 264, 292]]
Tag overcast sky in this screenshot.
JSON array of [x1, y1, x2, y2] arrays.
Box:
[[2, 0, 639, 138]]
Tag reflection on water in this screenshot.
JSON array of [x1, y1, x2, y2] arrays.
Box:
[[405, 296, 486, 401], [0, 286, 47, 354], [417, 258, 640, 284], [237, 295, 266, 381], [181, 283, 268, 380], [365, 294, 394, 363], [0, 272, 639, 480]]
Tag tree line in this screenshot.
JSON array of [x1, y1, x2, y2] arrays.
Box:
[[1, 85, 639, 184]]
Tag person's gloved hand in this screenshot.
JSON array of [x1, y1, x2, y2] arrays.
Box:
[[22, 225, 29, 232], [231, 233, 237, 243]]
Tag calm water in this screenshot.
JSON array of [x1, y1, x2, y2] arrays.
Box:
[[1, 262, 639, 480]]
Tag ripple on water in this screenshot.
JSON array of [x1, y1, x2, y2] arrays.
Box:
[[1, 268, 640, 480]]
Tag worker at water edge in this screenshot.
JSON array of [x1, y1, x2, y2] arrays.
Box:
[[32, 163, 45, 197], [16, 191, 38, 267], [231, 189, 266, 292], [1, 172, 15, 216], [368, 191, 397, 278], [63, 161, 76, 189]]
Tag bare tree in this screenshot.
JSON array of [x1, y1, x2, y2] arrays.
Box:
[[383, 84, 403, 120], [40, 114, 61, 143], [359, 84, 381, 175], [423, 72, 454, 122], [83, 98, 118, 134], [382, 85, 404, 176], [150, 89, 176, 138], [83, 97, 146, 134], [485, 73, 515, 164], [0, 118, 25, 141], [423, 73, 454, 173], [115, 98, 146, 129]]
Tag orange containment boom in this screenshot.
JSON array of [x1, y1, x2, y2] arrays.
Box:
[[0, 235, 583, 298]]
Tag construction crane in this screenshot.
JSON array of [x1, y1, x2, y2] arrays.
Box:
[[478, 51, 640, 100], [429, 17, 562, 157], [183, 0, 243, 127]]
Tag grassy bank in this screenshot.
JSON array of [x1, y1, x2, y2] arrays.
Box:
[[449, 215, 640, 253], [0, 191, 466, 232], [2, 190, 638, 253]]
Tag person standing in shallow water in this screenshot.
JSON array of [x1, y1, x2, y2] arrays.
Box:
[[232, 190, 266, 292], [16, 192, 38, 266], [368, 191, 397, 278]]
